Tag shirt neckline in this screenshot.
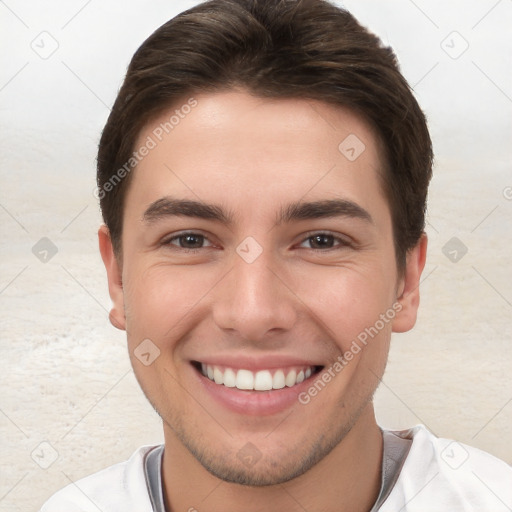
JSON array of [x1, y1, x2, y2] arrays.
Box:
[[144, 428, 413, 512]]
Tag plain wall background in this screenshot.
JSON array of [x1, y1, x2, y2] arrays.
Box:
[[1, 0, 511, 510]]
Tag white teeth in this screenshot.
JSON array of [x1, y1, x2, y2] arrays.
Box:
[[285, 369, 297, 387], [236, 369, 254, 390], [254, 370, 273, 391], [223, 368, 236, 387], [213, 367, 223, 385], [200, 364, 316, 390], [272, 370, 285, 389]]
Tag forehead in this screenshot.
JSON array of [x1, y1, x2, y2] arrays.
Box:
[[126, 90, 389, 227]]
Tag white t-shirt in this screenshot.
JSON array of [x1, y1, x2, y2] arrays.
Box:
[[39, 425, 512, 511]]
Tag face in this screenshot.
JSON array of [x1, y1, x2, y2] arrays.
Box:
[[100, 90, 426, 486]]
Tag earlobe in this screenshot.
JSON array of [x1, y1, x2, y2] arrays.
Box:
[[98, 225, 126, 331], [392, 233, 428, 333]]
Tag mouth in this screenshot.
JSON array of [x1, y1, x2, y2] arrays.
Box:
[[193, 362, 323, 391], [190, 357, 326, 415]]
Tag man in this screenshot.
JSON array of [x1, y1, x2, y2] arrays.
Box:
[[40, 0, 512, 510]]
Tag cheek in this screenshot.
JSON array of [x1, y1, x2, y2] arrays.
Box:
[[122, 263, 217, 344], [301, 265, 397, 352]]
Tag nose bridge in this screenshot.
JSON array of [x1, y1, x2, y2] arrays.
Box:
[[212, 242, 297, 340]]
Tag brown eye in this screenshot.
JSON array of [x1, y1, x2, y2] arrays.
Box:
[[299, 232, 349, 250], [164, 232, 212, 250], [309, 234, 335, 249]]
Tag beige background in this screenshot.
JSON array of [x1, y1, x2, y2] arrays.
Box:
[[1, 0, 511, 510]]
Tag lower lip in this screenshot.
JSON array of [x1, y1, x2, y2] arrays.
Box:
[[194, 366, 317, 416]]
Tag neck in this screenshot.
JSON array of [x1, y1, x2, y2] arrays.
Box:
[[161, 404, 383, 512]]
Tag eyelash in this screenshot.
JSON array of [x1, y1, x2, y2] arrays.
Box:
[[161, 231, 351, 252]]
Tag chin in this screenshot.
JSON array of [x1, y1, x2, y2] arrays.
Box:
[[174, 418, 354, 487]]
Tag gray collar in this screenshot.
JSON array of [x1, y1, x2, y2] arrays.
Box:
[[144, 444, 166, 511], [369, 429, 413, 511]]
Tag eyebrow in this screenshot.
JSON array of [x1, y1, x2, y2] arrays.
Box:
[[142, 196, 373, 226]]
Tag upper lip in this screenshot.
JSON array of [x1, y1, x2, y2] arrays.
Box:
[[192, 354, 323, 372]]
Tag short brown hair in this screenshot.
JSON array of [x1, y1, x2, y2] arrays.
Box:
[[97, 0, 433, 271]]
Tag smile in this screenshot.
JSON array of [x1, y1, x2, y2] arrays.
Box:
[[199, 363, 320, 391], [191, 359, 325, 415]]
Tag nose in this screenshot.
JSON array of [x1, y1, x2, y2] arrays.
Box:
[[212, 246, 298, 343]]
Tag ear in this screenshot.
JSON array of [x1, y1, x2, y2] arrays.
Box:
[[392, 233, 428, 333], [98, 225, 126, 331]]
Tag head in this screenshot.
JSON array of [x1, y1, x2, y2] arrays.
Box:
[[98, 0, 431, 487]]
